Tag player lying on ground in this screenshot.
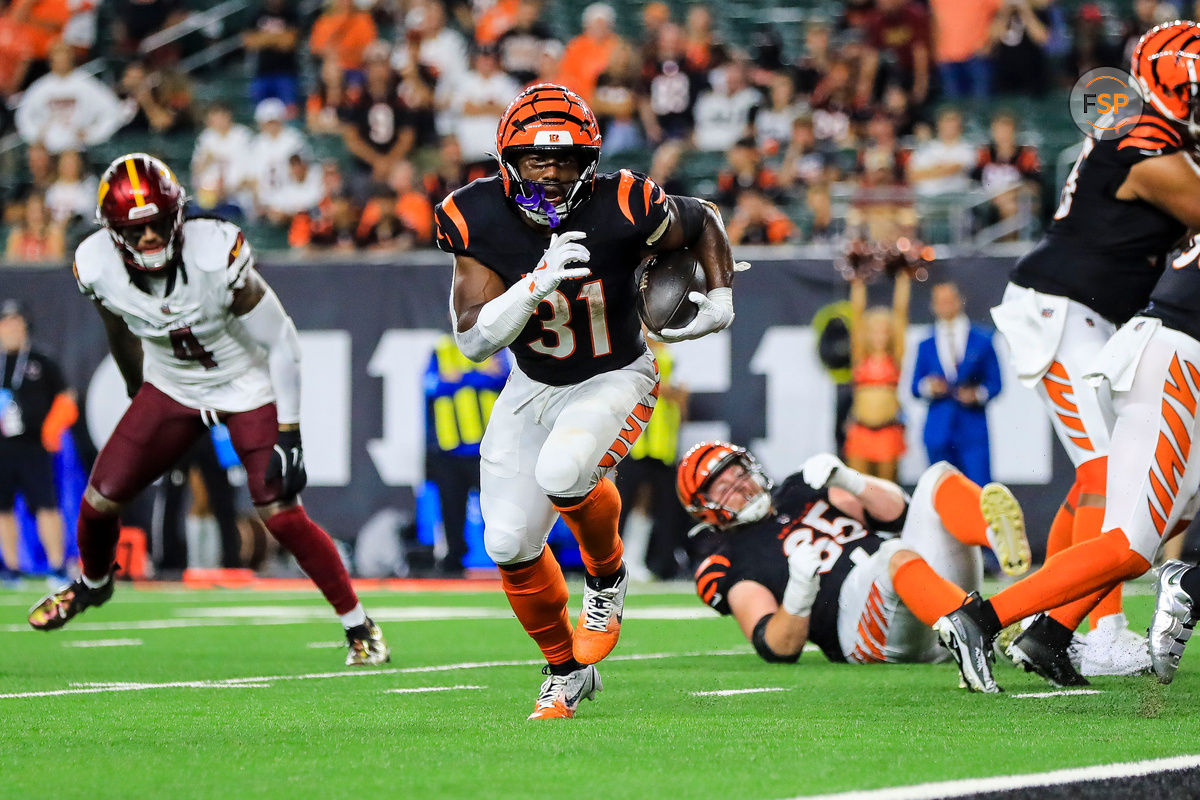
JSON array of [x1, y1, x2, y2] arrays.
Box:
[[678, 443, 1030, 666], [987, 22, 1200, 677], [435, 83, 737, 719], [936, 230, 1200, 693], [27, 153, 389, 667]]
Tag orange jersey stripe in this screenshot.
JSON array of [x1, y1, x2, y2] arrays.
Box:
[[617, 169, 636, 225], [441, 194, 469, 249]]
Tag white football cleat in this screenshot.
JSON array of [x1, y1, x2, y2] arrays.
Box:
[[527, 664, 602, 720], [1149, 561, 1196, 685], [1079, 613, 1151, 677]]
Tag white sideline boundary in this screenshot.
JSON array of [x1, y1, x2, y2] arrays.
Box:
[[787, 754, 1200, 800], [384, 685, 486, 694], [691, 687, 791, 697], [0, 648, 750, 700]]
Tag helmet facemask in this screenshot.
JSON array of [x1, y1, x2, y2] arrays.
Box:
[[105, 204, 184, 273], [690, 451, 774, 530], [500, 145, 600, 229]]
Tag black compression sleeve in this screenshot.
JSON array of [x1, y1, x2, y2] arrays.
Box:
[[751, 613, 802, 663]]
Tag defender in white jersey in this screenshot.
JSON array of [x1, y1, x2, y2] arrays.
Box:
[[28, 154, 389, 667]]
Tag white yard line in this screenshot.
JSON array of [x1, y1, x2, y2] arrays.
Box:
[[1, 605, 711, 633], [1010, 689, 1104, 699], [691, 687, 791, 697], [786, 754, 1200, 800], [0, 648, 750, 701], [62, 638, 143, 648], [384, 685, 486, 694]]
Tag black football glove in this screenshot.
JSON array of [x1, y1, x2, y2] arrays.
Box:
[[266, 428, 307, 499]]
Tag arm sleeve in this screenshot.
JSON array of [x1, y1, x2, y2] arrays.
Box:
[[237, 286, 302, 425]]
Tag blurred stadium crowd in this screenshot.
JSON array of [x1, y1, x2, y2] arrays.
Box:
[[0, 0, 1185, 262]]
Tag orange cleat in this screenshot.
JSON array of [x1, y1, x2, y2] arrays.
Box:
[[572, 564, 628, 664]]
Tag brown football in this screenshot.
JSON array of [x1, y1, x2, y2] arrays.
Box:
[[636, 249, 706, 335]]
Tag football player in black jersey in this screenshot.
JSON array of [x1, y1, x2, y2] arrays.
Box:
[[988, 21, 1200, 680], [941, 230, 1200, 692], [433, 83, 737, 719], [678, 443, 1029, 675]]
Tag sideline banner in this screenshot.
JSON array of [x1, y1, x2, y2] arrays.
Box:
[[3, 254, 1069, 551]]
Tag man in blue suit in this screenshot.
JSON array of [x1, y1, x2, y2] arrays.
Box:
[[911, 282, 1002, 485]]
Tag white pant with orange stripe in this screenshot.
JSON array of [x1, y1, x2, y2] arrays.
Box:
[[837, 462, 983, 664], [1091, 321, 1200, 562], [993, 283, 1116, 467], [477, 348, 659, 565]]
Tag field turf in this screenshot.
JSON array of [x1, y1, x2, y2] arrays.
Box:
[[0, 579, 1197, 799]]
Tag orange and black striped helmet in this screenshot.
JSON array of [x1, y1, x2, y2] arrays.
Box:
[[97, 153, 187, 273], [495, 83, 602, 228], [1132, 20, 1200, 138], [676, 441, 773, 529]]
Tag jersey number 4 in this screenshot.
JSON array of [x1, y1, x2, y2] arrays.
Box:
[[169, 326, 218, 369], [529, 280, 611, 359]]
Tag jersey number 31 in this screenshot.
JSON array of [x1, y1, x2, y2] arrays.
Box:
[[529, 280, 611, 360]]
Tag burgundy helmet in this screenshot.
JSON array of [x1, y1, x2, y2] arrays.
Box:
[[97, 153, 187, 272]]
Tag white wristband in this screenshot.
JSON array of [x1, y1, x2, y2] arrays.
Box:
[[782, 574, 820, 617], [829, 465, 867, 495]]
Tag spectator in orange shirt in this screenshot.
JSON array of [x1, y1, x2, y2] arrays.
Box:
[[475, 0, 519, 45], [355, 184, 414, 252], [310, 0, 378, 75], [727, 189, 793, 245], [558, 2, 620, 102], [930, 0, 1000, 99], [13, 0, 71, 64], [683, 4, 726, 72], [387, 160, 434, 245]]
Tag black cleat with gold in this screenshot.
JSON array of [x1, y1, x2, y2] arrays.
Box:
[[28, 578, 114, 631]]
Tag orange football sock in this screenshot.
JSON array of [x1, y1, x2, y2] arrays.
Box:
[[499, 548, 575, 665], [931, 472, 990, 546], [892, 557, 968, 626], [989, 529, 1149, 628], [1048, 586, 1111, 631], [1044, 482, 1080, 560], [1066, 457, 1123, 629], [554, 478, 624, 578]]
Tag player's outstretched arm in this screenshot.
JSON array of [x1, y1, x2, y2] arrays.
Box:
[[450, 235, 591, 361], [799, 453, 907, 528], [232, 270, 307, 498], [94, 301, 143, 398], [729, 580, 809, 663]]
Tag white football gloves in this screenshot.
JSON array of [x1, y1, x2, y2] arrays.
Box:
[[650, 287, 735, 342], [528, 231, 592, 300], [799, 453, 867, 495], [782, 540, 824, 617]]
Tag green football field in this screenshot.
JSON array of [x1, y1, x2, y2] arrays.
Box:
[[0, 579, 1197, 800]]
